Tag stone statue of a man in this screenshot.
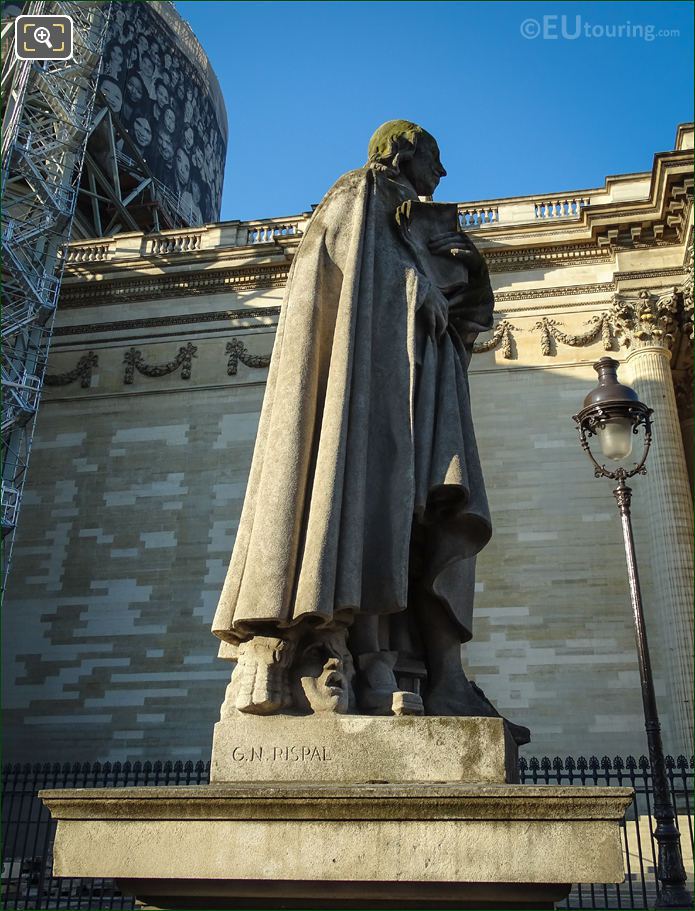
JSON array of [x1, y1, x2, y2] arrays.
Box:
[[212, 120, 529, 745]]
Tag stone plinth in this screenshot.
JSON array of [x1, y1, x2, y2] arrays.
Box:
[[40, 782, 632, 910], [210, 715, 519, 783]]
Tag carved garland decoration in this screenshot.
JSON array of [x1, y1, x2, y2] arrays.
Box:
[[44, 352, 98, 388], [225, 339, 272, 375], [50, 281, 695, 393], [123, 343, 197, 384], [532, 315, 615, 356], [472, 320, 517, 359]]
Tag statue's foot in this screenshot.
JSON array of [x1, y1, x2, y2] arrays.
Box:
[[359, 687, 424, 716], [392, 690, 425, 716], [229, 635, 296, 716], [424, 679, 530, 746], [356, 650, 424, 716]]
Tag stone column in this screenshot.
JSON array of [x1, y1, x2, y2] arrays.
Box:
[[612, 289, 694, 756], [675, 239, 694, 492], [674, 368, 694, 494]]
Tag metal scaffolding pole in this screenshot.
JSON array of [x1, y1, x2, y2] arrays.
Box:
[[1, 1, 111, 593]]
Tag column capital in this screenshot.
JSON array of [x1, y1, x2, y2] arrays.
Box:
[[610, 288, 680, 350]]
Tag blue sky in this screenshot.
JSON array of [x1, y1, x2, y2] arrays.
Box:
[[175, 1, 694, 221]]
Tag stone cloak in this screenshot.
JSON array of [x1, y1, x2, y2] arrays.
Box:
[[213, 165, 493, 652]]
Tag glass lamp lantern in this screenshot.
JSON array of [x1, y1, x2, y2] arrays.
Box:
[[572, 358, 653, 479]]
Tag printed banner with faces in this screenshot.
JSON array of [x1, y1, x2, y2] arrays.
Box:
[[98, 0, 227, 225]]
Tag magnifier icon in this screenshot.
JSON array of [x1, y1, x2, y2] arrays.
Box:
[[33, 25, 53, 49]]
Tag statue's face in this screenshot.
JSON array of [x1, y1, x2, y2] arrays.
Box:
[[292, 634, 352, 714], [402, 133, 447, 196]]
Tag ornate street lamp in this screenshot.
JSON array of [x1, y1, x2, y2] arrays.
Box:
[[573, 357, 691, 909]]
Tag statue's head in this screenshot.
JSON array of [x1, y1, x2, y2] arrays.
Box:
[[367, 119, 446, 196]]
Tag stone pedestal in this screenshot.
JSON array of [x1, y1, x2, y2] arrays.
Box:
[[40, 717, 633, 910], [210, 714, 520, 783], [41, 780, 632, 910]]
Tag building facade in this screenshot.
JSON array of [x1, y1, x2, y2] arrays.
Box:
[[3, 124, 692, 764]]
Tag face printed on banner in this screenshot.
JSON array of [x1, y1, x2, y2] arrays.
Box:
[[140, 55, 155, 83], [100, 78, 123, 113], [163, 107, 176, 135], [157, 129, 174, 163], [175, 148, 190, 186], [109, 45, 124, 70], [133, 116, 152, 149], [126, 75, 143, 105], [155, 82, 169, 110], [125, 44, 139, 68]]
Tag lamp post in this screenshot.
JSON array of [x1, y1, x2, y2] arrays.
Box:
[[573, 357, 691, 910]]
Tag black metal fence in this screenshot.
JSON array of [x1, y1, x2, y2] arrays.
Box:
[[2, 755, 693, 910], [519, 754, 694, 909]]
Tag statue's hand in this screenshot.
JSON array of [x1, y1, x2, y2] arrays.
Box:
[[428, 231, 487, 277], [394, 199, 412, 228]]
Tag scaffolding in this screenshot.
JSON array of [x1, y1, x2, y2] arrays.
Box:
[[1, 1, 111, 592], [75, 98, 196, 239]]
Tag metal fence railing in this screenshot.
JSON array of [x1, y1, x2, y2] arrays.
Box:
[[518, 754, 694, 909], [2, 754, 693, 910]]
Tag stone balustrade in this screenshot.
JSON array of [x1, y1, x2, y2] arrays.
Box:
[[64, 240, 115, 263], [146, 231, 204, 255], [245, 219, 304, 244], [534, 197, 591, 219], [64, 171, 654, 265], [458, 206, 500, 227]]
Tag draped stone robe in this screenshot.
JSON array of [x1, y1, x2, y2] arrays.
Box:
[[213, 165, 494, 655]]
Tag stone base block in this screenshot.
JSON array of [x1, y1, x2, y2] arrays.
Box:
[[40, 782, 633, 910], [210, 714, 519, 783], [125, 879, 573, 909]]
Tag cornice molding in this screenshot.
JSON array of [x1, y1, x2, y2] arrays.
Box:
[[60, 264, 289, 308], [58, 233, 689, 311], [53, 307, 281, 337], [485, 243, 614, 272], [494, 282, 615, 302]]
